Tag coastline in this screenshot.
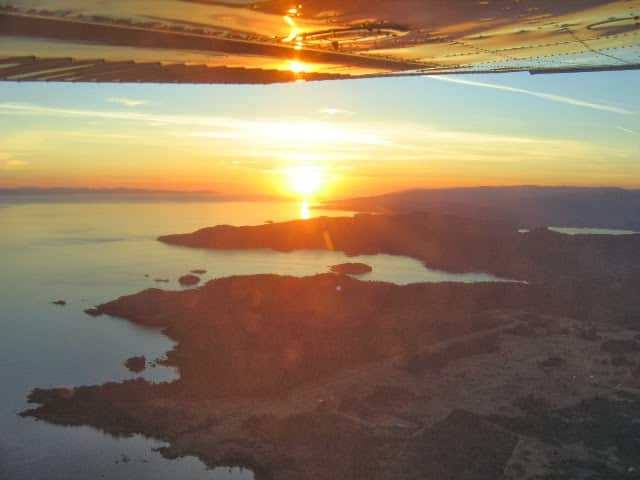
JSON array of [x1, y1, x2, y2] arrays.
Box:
[[22, 272, 640, 479], [19, 213, 640, 479]]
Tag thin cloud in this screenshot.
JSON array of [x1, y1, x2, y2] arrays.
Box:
[[318, 108, 354, 117], [1, 102, 631, 169], [107, 97, 150, 107], [427, 76, 634, 115], [0, 103, 391, 147], [190, 131, 244, 140], [617, 126, 638, 135]]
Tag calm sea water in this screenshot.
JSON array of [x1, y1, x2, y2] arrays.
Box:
[[548, 227, 638, 235], [0, 201, 507, 480], [518, 227, 638, 235]]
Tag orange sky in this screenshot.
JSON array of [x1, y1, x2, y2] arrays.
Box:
[[1, 73, 639, 199]]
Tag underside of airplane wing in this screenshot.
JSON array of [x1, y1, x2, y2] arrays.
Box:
[[0, 0, 638, 83]]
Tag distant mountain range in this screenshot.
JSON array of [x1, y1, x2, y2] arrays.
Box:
[[324, 186, 640, 230], [0, 187, 277, 203]]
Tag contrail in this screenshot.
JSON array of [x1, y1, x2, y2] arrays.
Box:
[[427, 76, 634, 115]]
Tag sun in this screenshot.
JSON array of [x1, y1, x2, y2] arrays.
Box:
[[286, 165, 324, 198], [288, 60, 308, 73]]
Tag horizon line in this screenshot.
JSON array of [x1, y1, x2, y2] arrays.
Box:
[[1, 184, 637, 196]]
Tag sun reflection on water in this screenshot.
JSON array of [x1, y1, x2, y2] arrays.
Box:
[[300, 200, 311, 219]]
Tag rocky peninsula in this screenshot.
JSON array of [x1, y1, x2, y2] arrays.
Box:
[[22, 273, 640, 479], [159, 213, 640, 283]]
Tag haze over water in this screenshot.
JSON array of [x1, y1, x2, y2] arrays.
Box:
[[0, 200, 509, 480]]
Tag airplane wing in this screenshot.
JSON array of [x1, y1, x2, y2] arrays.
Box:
[[1, 0, 638, 83]]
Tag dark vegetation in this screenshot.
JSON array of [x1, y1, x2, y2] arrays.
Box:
[[70, 275, 525, 396], [491, 395, 640, 477]]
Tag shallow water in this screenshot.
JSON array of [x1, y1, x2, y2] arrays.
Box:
[[0, 201, 507, 479], [548, 226, 638, 235], [518, 226, 638, 235]]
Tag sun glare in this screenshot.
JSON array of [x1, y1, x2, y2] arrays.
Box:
[[288, 61, 308, 73], [287, 165, 324, 198]]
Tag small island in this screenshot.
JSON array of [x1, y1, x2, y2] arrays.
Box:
[[124, 355, 146, 373], [330, 262, 372, 275], [178, 274, 200, 286]]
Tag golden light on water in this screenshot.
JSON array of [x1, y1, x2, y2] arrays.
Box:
[[300, 200, 310, 219]]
